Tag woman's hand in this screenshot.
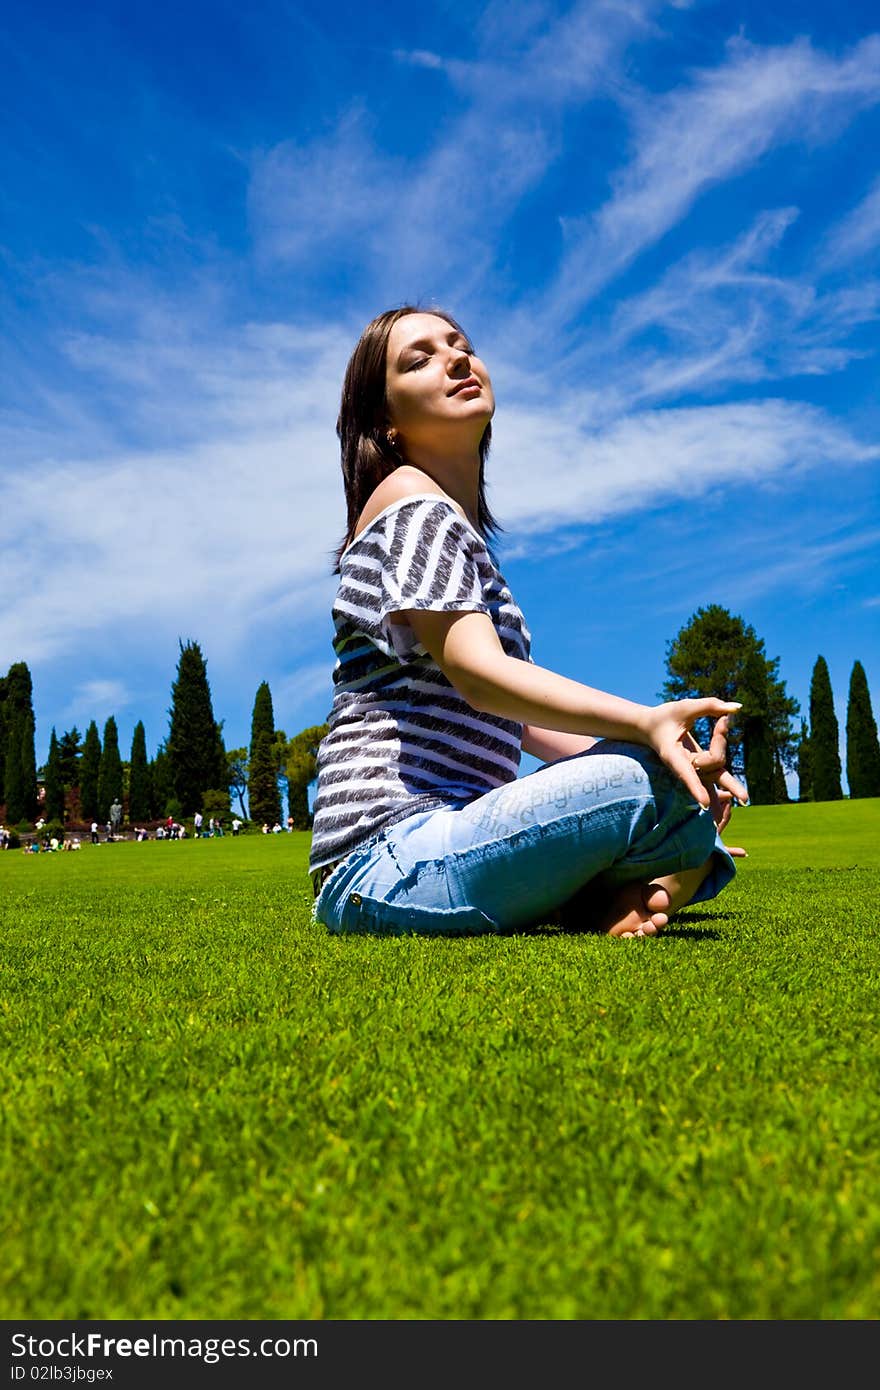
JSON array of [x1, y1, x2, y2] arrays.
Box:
[[690, 716, 748, 856], [643, 701, 748, 810]]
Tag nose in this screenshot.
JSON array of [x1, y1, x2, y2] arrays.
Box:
[[448, 345, 471, 377]]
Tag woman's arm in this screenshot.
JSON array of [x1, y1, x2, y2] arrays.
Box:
[[521, 726, 598, 762], [405, 607, 745, 808]]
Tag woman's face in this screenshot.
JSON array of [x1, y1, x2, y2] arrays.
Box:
[[385, 312, 494, 453]]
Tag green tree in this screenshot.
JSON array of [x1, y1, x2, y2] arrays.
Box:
[[4, 717, 26, 823], [739, 648, 775, 804], [20, 712, 38, 821], [166, 640, 227, 816], [43, 728, 65, 822], [2, 663, 38, 820], [772, 751, 790, 804], [809, 656, 842, 802], [662, 605, 799, 791], [248, 681, 282, 826], [796, 720, 812, 802], [285, 724, 328, 829], [846, 660, 880, 799], [97, 716, 124, 822], [79, 720, 102, 821], [58, 727, 82, 791], [226, 748, 248, 820], [0, 672, 7, 801], [150, 742, 173, 818], [128, 721, 153, 823]]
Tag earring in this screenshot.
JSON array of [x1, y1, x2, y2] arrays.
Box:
[[386, 429, 398, 450]]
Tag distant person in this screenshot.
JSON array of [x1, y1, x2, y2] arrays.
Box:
[[286, 814, 294, 832], [194, 811, 203, 838], [232, 818, 242, 836], [309, 306, 746, 939], [90, 821, 99, 844]]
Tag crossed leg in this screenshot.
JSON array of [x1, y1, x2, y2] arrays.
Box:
[[597, 858, 714, 938]]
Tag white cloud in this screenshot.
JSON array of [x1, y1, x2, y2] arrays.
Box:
[[536, 33, 880, 326], [822, 174, 880, 265], [63, 680, 132, 730], [492, 396, 880, 541], [247, 1, 662, 297], [247, 112, 402, 269]]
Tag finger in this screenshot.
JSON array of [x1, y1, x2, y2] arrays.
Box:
[[684, 699, 742, 723], [682, 728, 728, 781], [713, 792, 733, 835], [664, 746, 711, 808], [717, 768, 749, 803], [725, 845, 748, 858], [707, 715, 730, 765]]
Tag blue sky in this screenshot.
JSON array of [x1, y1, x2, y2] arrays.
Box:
[[3, 0, 879, 794]]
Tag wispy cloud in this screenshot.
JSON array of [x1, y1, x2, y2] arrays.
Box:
[[822, 173, 880, 265], [62, 680, 132, 731], [535, 33, 880, 329], [492, 394, 879, 539], [600, 208, 880, 402], [248, 0, 662, 298]]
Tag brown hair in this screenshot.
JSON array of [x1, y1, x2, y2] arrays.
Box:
[[333, 304, 500, 570]]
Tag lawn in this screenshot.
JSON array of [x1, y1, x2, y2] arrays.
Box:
[[1, 799, 879, 1320]]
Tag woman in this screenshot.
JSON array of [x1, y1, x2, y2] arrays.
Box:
[[309, 306, 747, 939]]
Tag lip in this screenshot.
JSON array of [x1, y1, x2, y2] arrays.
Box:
[[448, 376, 481, 396]]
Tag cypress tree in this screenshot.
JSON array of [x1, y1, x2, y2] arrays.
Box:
[[2, 665, 38, 819], [58, 727, 82, 791], [248, 681, 281, 826], [20, 712, 38, 820], [4, 717, 26, 823], [128, 721, 152, 823], [167, 640, 227, 816], [796, 720, 812, 802], [150, 742, 173, 818], [97, 716, 123, 822], [0, 671, 7, 801], [809, 656, 843, 801], [79, 720, 102, 821], [846, 660, 880, 799], [43, 729, 65, 822]]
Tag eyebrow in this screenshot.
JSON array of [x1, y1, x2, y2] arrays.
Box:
[[395, 328, 471, 365]]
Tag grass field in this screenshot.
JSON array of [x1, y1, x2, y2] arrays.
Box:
[[2, 799, 879, 1321]]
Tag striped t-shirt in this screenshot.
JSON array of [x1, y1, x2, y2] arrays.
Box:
[[309, 495, 532, 884]]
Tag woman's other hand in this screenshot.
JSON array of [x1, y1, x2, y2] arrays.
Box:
[[645, 702, 747, 810]]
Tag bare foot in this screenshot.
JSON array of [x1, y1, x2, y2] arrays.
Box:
[[598, 883, 672, 939]]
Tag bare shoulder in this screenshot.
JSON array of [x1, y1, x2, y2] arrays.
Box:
[[353, 467, 462, 540]]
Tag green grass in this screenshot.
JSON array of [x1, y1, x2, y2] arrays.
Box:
[[2, 800, 879, 1320]]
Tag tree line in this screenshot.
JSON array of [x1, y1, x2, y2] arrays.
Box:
[[1, 642, 327, 831], [662, 606, 880, 803], [3, 606, 879, 829]]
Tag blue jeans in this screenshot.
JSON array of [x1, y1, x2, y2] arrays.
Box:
[[313, 742, 736, 935]]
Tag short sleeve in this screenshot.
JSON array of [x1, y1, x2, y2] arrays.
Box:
[[378, 499, 490, 659]]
